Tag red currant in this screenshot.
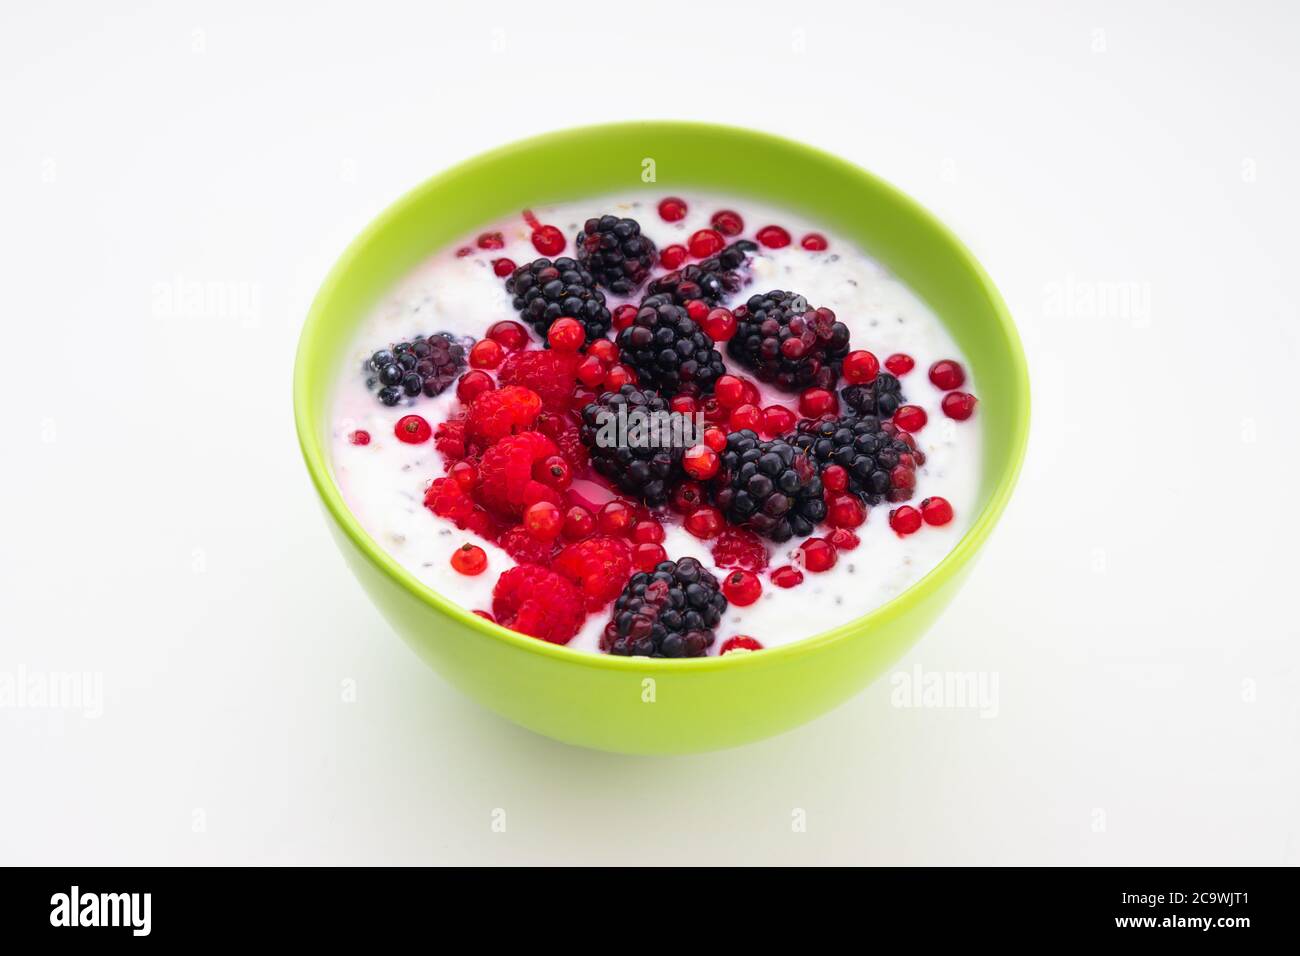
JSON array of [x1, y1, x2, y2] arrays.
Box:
[[468, 338, 504, 369], [632, 519, 665, 544], [534, 455, 571, 490], [826, 494, 866, 528], [670, 481, 705, 514], [547, 317, 585, 352], [395, 415, 431, 444], [889, 505, 923, 536], [476, 231, 504, 250], [450, 543, 487, 576], [702, 426, 728, 453], [631, 542, 667, 571], [660, 244, 688, 269], [349, 429, 370, 446], [598, 500, 634, 536], [756, 225, 791, 248], [710, 209, 744, 236], [562, 505, 596, 541], [884, 353, 915, 376], [722, 569, 762, 606], [728, 404, 761, 432], [941, 391, 978, 421], [827, 528, 860, 551], [702, 307, 737, 341], [456, 369, 494, 403], [682, 444, 720, 480], [822, 464, 847, 493], [796, 537, 837, 573], [894, 404, 928, 432], [714, 375, 745, 409], [761, 405, 796, 437], [658, 196, 687, 222], [685, 299, 709, 322], [684, 505, 724, 539], [799, 388, 836, 418], [842, 350, 880, 384], [612, 303, 638, 331], [800, 233, 828, 251], [890, 464, 917, 492], [603, 364, 634, 390], [770, 565, 804, 588], [929, 359, 966, 391], [576, 356, 606, 388], [688, 228, 725, 258], [670, 395, 698, 415], [492, 257, 517, 278], [487, 319, 529, 350], [523, 500, 563, 540], [531, 224, 565, 256], [586, 338, 617, 364], [449, 460, 478, 492], [920, 496, 954, 526]]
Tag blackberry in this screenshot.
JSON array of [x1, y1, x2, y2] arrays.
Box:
[[726, 290, 851, 391], [791, 415, 924, 506], [366, 333, 467, 406], [504, 257, 611, 342], [601, 557, 727, 658], [615, 294, 726, 397], [710, 430, 826, 542], [840, 372, 905, 418], [579, 384, 683, 508], [645, 240, 757, 306], [575, 215, 657, 295]]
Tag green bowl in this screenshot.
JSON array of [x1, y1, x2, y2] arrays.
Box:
[[293, 122, 1029, 754]]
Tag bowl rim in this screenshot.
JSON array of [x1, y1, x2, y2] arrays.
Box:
[[293, 120, 1030, 672]]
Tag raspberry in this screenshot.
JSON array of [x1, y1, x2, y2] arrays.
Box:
[[424, 477, 475, 525], [533, 410, 590, 474], [575, 215, 657, 295], [496, 526, 557, 566], [466, 385, 542, 445], [553, 535, 633, 611], [492, 566, 585, 644], [366, 333, 467, 406], [601, 557, 727, 658], [434, 416, 468, 463], [497, 350, 581, 414], [710, 528, 770, 571], [727, 291, 851, 392], [476, 431, 561, 518]]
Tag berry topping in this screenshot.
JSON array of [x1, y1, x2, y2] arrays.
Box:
[[349, 429, 370, 446], [530, 224, 566, 257], [658, 196, 688, 222], [720, 635, 764, 655], [727, 291, 851, 392], [884, 353, 915, 376], [728, 403, 762, 432], [477, 231, 504, 250], [523, 500, 564, 540], [920, 496, 954, 526], [840, 372, 905, 418], [770, 565, 804, 588], [792, 415, 922, 506], [683, 444, 721, 480], [451, 543, 488, 576], [631, 542, 668, 571], [456, 370, 494, 404], [842, 350, 880, 385], [670, 480, 706, 514], [631, 519, 665, 544], [395, 414, 432, 444], [497, 525, 559, 566], [710, 430, 826, 542], [798, 387, 837, 418], [826, 493, 866, 528], [684, 504, 724, 539], [505, 257, 611, 343], [487, 319, 529, 350], [795, 537, 836, 572], [760, 404, 797, 438], [367, 333, 467, 405], [800, 233, 828, 251], [495, 349, 582, 414], [562, 505, 596, 541], [434, 416, 468, 462], [615, 295, 726, 397], [893, 404, 928, 432], [576, 215, 657, 295], [888, 505, 923, 536], [702, 307, 737, 342], [660, 244, 688, 269], [710, 210, 744, 236], [476, 431, 560, 518], [721, 569, 762, 606], [465, 385, 543, 444], [827, 528, 860, 551], [756, 225, 791, 248], [546, 316, 586, 352], [688, 228, 726, 259], [928, 359, 966, 391], [449, 460, 478, 491], [553, 535, 634, 611], [598, 499, 636, 536], [469, 338, 505, 369], [601, 557, 727, 658], [492, 565, 585, 644], [710, 527, 769, 571], [941, 391, 978, 421], [578, 384, 684, 507], [492, 258, 517, 278], [644, 241, 757, 306]]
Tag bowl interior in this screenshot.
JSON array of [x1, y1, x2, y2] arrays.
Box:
[[294, 122, 1029, 666]]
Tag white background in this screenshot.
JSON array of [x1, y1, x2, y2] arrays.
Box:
[[2, 0, 1297, 865]]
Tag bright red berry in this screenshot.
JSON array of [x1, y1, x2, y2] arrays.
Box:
[[632, 519, 665, 544], [761, 405, 796, 437], [684, 505, 724, 539], [547, 317, 585, 352], [631, 542, 667, 571], [827, 528, 860, 551], [531, 224, 565, 256], [722, 569, 762, 606], [660, 244, 688, 269], [456, 369, 494, 404], [884, 353, 915, 376], [894, 405, 928, 432], [612, 304, 638, 331], [770, 565, 804, 588], [349, 429, 370, 446], [534, 455, 572, 490], [682, 444, 720, 480], [796, 537, 837, 573], [395, 415, 431, 444], [688, 228, 725, 258], [523, 500, 563, 540], [822, 464, 847, 493], [671, 395, 698, 415], [920, 496, 954, 526], [469, 338, 505, 369], [492, 258, 517, 278], [451, 543, 487, 576], [586, 338, 618, 364], [658, 196, 687, 221], [700, 395, 727, 424], [889, 505, 923, 536], [477, 231, 504, 250], [603, 364, 634, 390], [711, 527, 769, 571], [799, 388, 836, 418], [929, 359, 966, 391], [702, 426, 728, 453], [685, 298, 709, 322], [800, 233, 828, 251], [455, 246, 472, 257], [562, 505, 596, 541], [756, 225, 791, 248], [890, 464, 917, 492], [449, 460, 478, 492], [720, 635, 764, 655], [941, 391, 978, 421], [715, 375, 745, 408], [487, 319, 529, 350], [728, 404, 761, 432], [670, 481, 705, 514], [710, 209, 744, 236], [827, 494, 866, 529], [703, 307, 737, 341], [576, 355, 606, 387], [598, 500, 635, 536], [842, 350, 880, 384]]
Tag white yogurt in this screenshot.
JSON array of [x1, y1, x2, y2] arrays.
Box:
[[330, 194, 981, 654]]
